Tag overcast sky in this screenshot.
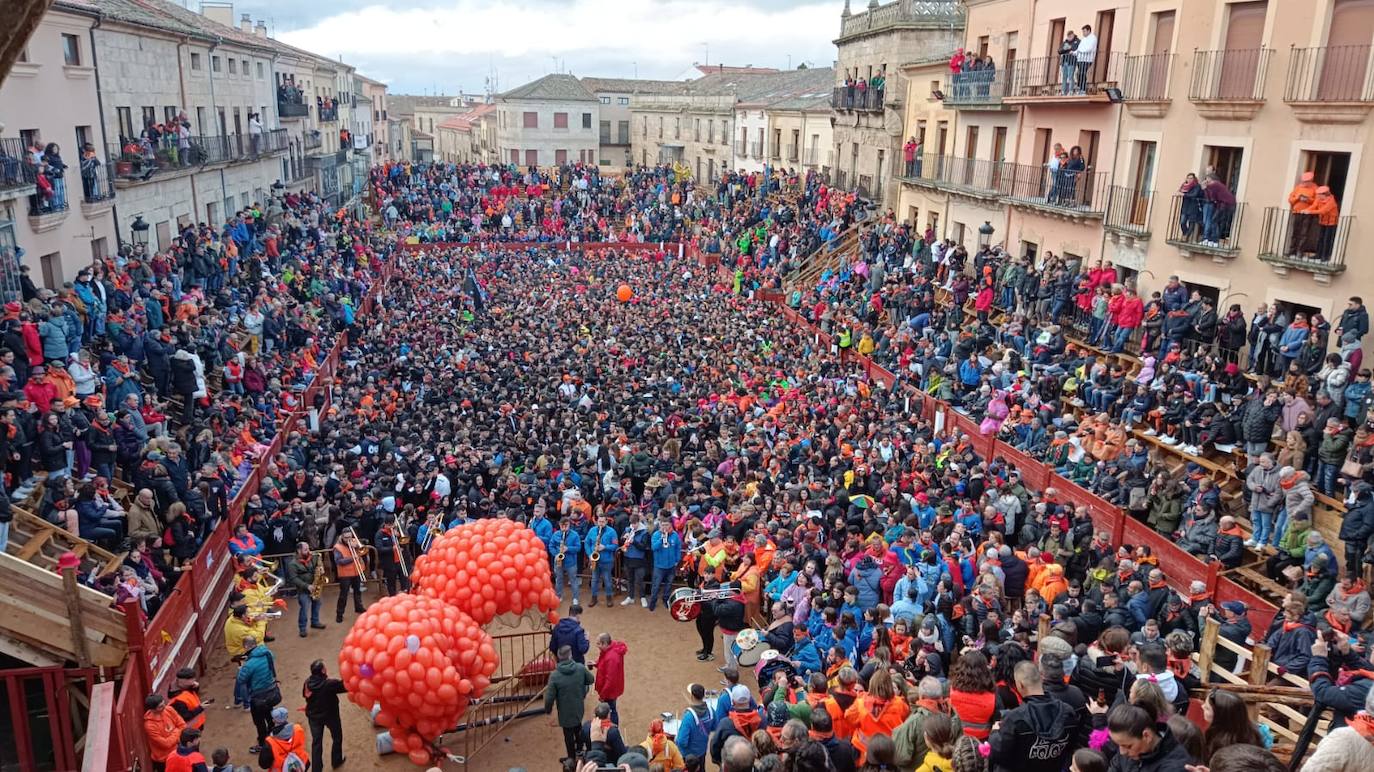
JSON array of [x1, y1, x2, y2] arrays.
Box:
[[223, 0, 840, 94]]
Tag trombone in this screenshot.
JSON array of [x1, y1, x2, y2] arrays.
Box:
[[344, 527, 369, 581], [419, 510, 443, 553]]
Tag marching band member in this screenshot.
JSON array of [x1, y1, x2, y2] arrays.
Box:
[[647, 518, 682, 612], [375, 515, 410, 596], [584, 512, 619, 608], [549, 518, 582, 606], [332, 530, 366, 623]]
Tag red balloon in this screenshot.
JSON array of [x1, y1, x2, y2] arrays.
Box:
[[617, 284, 633, 302], [411, 520, 558, 624]]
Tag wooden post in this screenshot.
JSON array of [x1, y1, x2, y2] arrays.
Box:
[[1198, 615, 1220, 685], [1246, 642, 1272, 722], [58, 553, 92, 668]]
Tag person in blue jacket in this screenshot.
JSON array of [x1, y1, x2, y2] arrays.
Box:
[[235, 636, 278, 751], [1307, 636, 1374, 728], [549, 604, 590, 664], [583, 513, 618, 607], [528, 505, 553, 550], [549, 518, 582, 606], [675, 683, 717, 767], [647, 518, 682, 612]]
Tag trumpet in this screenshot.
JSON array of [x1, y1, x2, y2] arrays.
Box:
[[241, 553, 277, 573]]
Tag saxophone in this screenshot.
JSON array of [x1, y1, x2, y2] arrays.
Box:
[[309, 555, 327, 600]]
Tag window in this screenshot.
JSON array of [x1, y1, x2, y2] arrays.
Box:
[[599, 96, 611, 104], [256, 62, 265, 79], [509, 149, 519, 164], [91, 238, 107, 262], [617, 97, 629, 105], [695, 119, 701, 141], [673, 118, 680, 138], [61, 34, 80, 66], [228, 58, 237, 75], [582, 113, 592, 129], [241, 60, 249, 76], [41, 253, 63, 290], [554, 112, 569, 129], [708, 120, 714, 143], [116, 107, 134, 141], [211, 56, 221, 72], [16, 48, 27, 63], [165, 106, 178, 124], [1301, 150, 1352, 203], [196, 107, 207, 134], [19, 129, 40, 152], [190, 53, 202, 70], [1205, 145, 1244, 193], [522, 111, 538, 128], [599, 120, 611, 143], [75, 126, 91, 151], [524, 149, 538, 166], [141, 106, 156, 131], [617, 120, 629, 144], [556, 149, 568, 165]]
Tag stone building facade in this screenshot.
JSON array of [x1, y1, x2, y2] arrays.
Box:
[[496, 75, 600, 167], [832, 0, 964, 206]]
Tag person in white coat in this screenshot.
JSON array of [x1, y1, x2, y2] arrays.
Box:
[[1301, 687, 1374, 771], [1075, 25, 1098, 94]]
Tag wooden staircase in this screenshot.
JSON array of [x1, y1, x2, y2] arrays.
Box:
[[1, 503, 129, 667], [789, 227, 862, 290]]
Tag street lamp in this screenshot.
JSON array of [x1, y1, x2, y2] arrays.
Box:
[[129, 215, 150, 248], [978, 220, 995, 250]]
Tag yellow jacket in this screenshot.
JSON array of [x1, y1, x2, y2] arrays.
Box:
[[915, 749, 953, 772], [224, 614, 269, 657], [639, 738, 685, 771]]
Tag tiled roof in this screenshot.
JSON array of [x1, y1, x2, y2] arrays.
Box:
[[580, 77, 690, 96], [95, 0, 276, 53], [695, 65, 780, 76], [500, 73, 596, 102], [436, 104, 495, 132], [735, 67, 836, 109]]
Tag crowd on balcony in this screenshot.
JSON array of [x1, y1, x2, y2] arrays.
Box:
[[277, 76, 306, 106], [0, 190, 383, 625], [317, 96, 339, 122], [948, 48, 998, 101], [163, 162, 1374, 772], [839, 67, 886, 110]]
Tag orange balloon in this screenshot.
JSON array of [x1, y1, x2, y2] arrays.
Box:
[[617, 284, 632, 302], [411, 521, 558, 625]]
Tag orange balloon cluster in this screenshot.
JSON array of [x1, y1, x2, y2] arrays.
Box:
[[411, 518, 561, 625], [339, 593, 497, 765]]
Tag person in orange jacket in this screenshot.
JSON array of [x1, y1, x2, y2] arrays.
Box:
[[845, 669, 910, 765], [1287, 170, 1319, 255], [143, 693, 187, 769], [822, 666, 863, 740], [1305, 185, 1341, 261], [259, 706, 308, 772]]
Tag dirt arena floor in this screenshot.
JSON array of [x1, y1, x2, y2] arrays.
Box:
[[198, 585, 744, 771]]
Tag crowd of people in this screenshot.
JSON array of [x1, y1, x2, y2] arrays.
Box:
[[130, 160, 1374, 772]]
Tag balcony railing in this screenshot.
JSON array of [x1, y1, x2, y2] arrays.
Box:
[[304, 131, 323, 151], [1165, 193, 1246, 255], [1104, 186, 1154, 237], [278, 95, 310, 118], [1007, 52, 1122, 99], [27, 179, 70, 217], [318, 104, 339, 122], [736, 140, 747, 156], [1189, 48, 1271, 101], [786, 145, 799, 162], [1120, 53, 1174, 101], [108, 129, 288, 181], [0, 138, 37, 193], [945, 70, 1010, 106], [1257, 206, 1352, 275], [750, 141, 763, 158], [1001, 161, 1108, 216], [81, 163, 116, 204], [805, 147, 821, 165], [1284, 45, 1374, 102], [832, 86, 885, 111]]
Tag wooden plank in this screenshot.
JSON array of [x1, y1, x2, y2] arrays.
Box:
[[0, 633, 63, 666], [16, 528, 53, 560], [82, 682, 116, 772], [0, 554, 129, 640], [0, 600, 127, 667]]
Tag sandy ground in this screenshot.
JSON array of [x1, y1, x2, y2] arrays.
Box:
[[197, 586, 744, 771]]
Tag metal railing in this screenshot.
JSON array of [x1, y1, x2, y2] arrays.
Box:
[[1120, 53, 1175, 101], [805, 147, 821, 165], [1104, 186, 1154, 237], [750, 141, 763, 158], [1001, 161, 1108, 215], [318, 103, 339, 121], [832, 86, 885, 111], [0, 137, 37, 192], [736, 140, 747, 156], [1165, 193, 1246, 254], [770, 143, 781, 160], [1256, 206, 1353, 273], [447, 630, 551, 768], [27, 176, 70, 216], [304, 131, 323, 150], [786, 145, 798, 162], [278, 95, 310, 118], [1008, 52, 1122, 98], [81, 163, 116, 204], [1189, 48, 1272, 101], [945, 69, 1009, 105], [107, 129, 288, 180], [1284, 44, 1374, 102]]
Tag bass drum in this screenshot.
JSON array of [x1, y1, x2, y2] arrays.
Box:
[[733, 629, 764, 667], [668, 587, 701, 622]]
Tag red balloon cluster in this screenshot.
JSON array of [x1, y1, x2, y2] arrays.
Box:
[[339, 593, 497, 765], [338, 520, 560, 766], [411, 518, 561, 625]]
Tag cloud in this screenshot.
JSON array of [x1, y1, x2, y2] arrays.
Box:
[[273, 0, 838, 92]]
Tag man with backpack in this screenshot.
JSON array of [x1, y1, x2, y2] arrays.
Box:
[[258, 707, 308, 772], [676, 683, 717, 772]]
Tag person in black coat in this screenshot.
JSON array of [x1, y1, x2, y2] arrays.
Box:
[[1339, 483, 1374, 570], [302, 659, 347, 771], [170, 350, 199, 424], [1001, 547, 1029, 599]]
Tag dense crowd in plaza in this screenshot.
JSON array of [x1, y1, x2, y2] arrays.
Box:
[[122, 161, 1374, 772]]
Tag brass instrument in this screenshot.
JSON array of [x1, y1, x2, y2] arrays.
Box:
[[589, 526, 604, 565], [419, 510, 443, 552], [556, 530, 567, 565], [309, 554, 327, 600], [244, 571, 284, 618], [344, 527, 368, 580]]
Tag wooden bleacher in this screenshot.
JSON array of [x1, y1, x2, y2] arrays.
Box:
[[789, 226, 862, 290]]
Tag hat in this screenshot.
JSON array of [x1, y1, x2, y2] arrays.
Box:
[[729, 684, 752, 707], [1221, 601, 1247, 616], [270, 706, 289, 724], [767, 701, 790, 726]]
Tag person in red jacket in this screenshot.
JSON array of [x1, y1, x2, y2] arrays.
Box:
[[594, 633, 628, 725], [1108, 285, 1145, 354], [23, 366, 57, 416]]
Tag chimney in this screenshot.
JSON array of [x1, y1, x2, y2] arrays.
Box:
[[255, 21, 267, 38], [200, 2, 234, 28], [240, 13, 253, 33]]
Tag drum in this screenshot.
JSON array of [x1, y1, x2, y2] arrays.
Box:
[[669, 587, 701, 622], [753, 649, 780, 679], [733, 629, 764, 667]]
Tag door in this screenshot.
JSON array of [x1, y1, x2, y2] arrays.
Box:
[[1045, 19, 1066, 88], [1303, 151, 1352, 203], [1206, 146, 1245, 192], [1093, 10, 1117, 84], [963, 126, 979, 185], [1219, 1, 1268, 99], [1320, 0, 1374, 100], [1132, 141, 1157, 227], [991, 127, 1008, 190], [1147, 11, 1175, 98]]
